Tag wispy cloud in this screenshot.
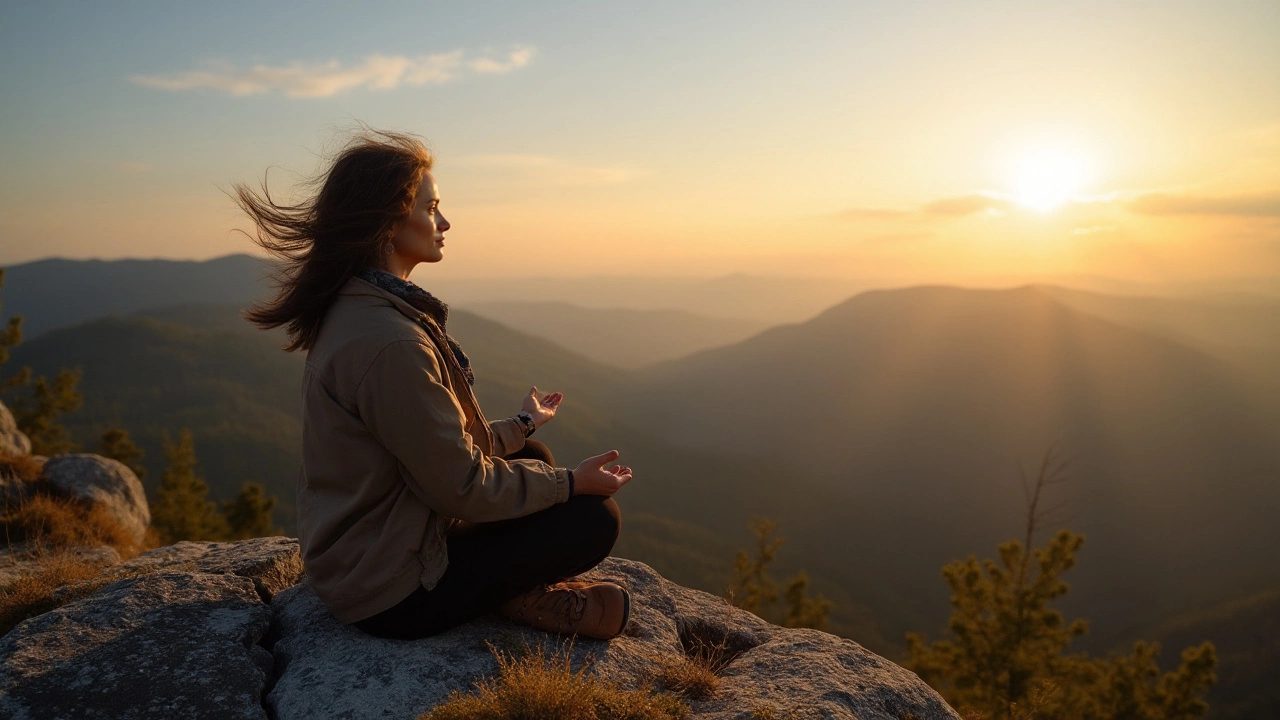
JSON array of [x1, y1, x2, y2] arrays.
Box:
[[1126, 191, 1280, 217], [456, 154, 641, 187], [922, 193, 1012, 216], [130, 47, 534, 98], [836, 207, 915, 220]]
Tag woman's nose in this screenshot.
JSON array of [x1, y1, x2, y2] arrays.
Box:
[[438, 213, 450, 232]]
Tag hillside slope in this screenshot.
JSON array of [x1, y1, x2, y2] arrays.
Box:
[[622, 285, 1280, 647]]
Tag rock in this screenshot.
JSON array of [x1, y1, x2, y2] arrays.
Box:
[[0, 539, 958, 719], [40, 454, 150, 545], [0, 571, 273, 720], [0, 544, 121, 588], [111, 537, 304, 600], [267, 557, 960, 720], [0, 399, 32, 456]]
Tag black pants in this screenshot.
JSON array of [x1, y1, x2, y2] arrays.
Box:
[[353, 441, 621, 639]]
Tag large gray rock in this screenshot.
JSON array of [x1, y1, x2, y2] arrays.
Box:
[[111, 537, 303, 600], [0, 571, 273, 720], [0, 399, 31, 456], [0, 538, 958, 719], [40, 454, 150, 545], [267, 557, 960, 720]]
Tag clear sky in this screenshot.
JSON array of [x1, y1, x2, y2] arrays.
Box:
[[1, 1, 1277, 286]]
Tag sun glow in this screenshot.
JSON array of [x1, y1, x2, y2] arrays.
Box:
[[1010, 148, 1088, 212]]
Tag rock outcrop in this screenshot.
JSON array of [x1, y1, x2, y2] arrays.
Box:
[[0, 400, 31, 457], [0, 538, 960, 720], [40, 454, 150, 545]]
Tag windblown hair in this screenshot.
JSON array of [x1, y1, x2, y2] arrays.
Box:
[[237, 130, 434, 352]]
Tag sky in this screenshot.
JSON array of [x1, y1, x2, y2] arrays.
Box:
[[1, 0, 1278, 287]]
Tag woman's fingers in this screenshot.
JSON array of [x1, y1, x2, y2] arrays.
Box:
[[586, 449, 620, 469]]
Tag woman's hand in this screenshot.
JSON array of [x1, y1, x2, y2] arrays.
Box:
[[521, 386, 563, 429], [573, 450, 633, 497]]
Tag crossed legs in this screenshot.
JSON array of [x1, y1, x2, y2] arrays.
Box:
[[354, 441, 621, 640]]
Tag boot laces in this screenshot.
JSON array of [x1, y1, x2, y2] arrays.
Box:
[[549, 586, 588, 622]]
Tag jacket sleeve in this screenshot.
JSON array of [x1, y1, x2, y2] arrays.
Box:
[[355, 339, 570, 522], [488, 417, 528, 458]]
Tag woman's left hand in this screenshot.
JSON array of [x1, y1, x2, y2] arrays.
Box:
[[521, 386, 563, 428]]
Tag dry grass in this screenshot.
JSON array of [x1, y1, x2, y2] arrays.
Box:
[[0, 549, 123, 635], [650, 653, 720, 702], [0, 448, 45, 484], [2, 494, 141, 557], [650, 628, 736, 701], [0, 450, 152, 636], [422, 642, 688, 720]]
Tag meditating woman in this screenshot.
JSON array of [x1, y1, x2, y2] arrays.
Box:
[[236, 130, 633, 640]]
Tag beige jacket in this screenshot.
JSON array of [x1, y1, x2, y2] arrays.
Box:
[[298, 275, 571, 624]]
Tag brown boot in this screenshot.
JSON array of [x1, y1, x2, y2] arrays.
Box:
[[499, 581, 630, 640]]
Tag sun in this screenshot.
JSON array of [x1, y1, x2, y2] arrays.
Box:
[[1010, 148, 1087, 212]]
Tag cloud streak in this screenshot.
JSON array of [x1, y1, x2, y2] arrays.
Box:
[[1126, 191, 1280, 218], [131, 47, 534, 98]]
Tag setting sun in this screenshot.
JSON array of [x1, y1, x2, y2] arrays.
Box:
[[1011, 148, 1088, 212]]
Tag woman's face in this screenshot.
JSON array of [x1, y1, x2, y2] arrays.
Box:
[[389, 172, 450, 267]]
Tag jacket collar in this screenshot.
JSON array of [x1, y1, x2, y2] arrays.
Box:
[[339, 275, 436, 328]]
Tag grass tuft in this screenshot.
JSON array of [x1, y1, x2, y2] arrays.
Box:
[[422, 642, 688, 720], [0, 549, 122, 635], [0, 449, 154, 636], [2, 494, 141, 557]]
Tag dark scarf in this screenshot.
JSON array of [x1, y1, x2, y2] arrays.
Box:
[[356, 267, 475, 386]]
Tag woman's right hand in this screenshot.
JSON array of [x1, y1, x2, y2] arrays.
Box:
[[572, 450, 633, 496]]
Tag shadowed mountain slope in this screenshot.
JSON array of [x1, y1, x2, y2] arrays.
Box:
[[2, 254, 273, 338], [622, 285, 1280, 648]]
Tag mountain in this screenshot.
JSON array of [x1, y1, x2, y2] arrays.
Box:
[[2, 303, 878, 642], [621, 285, 1280, 649], [460, 301, 769, 369], [0, 254, 868, 342], [1156, 587, 1280, 720], [6, 269, 1280, 662], [1040, 285, 1280, 392], [0, 254, 274, 339]]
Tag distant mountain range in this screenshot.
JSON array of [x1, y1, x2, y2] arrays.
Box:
[[461, 301, 769, 369], [622, 285, 1280, 648], [3, 255, 1279, 708]]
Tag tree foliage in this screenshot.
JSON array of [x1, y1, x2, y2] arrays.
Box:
[[221, 482, 280, 540], [149, 428, 230, 544], [906, 451, 1217, 720], [727, 517, 831, 630], [10, 369, 83, 456], [98, 427, 147, 481]]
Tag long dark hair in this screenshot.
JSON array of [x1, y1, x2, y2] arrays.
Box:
[[236, 130, 434, 352]]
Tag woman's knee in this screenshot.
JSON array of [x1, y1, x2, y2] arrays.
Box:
[[567, 495, 621, 554], [504, 439, 555, 465]]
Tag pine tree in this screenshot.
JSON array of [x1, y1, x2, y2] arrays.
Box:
[[0, 268, 26, 391], [906, 451, 1216, 720], [149, 429, 229, 543], [12, 369, 83, 455], [221, 482, 280, 540], [782, 571, 833, 631], [727, 517, 781, 613], [726, 517, 831, 630], [99, 427, 146, 481]]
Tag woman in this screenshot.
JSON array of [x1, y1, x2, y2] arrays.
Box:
[[236, 130, 634, 640]]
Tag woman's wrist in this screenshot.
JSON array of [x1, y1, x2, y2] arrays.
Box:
[[567, 469, 575, 497]]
